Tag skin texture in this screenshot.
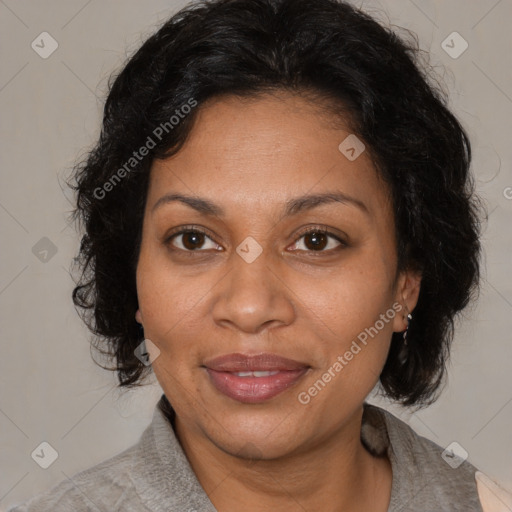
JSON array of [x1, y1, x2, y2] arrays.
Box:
[[135, 91, 422, 512]]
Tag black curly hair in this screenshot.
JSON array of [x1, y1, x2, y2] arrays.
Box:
[[69, 0, 484, 406]]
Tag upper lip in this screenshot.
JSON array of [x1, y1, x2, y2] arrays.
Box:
[[203, 353, 309, 372]]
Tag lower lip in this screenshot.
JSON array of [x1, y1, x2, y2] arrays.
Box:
[[205, 368, 309, 403]]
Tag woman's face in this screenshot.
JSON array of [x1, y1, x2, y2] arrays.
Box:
[[136, 91, 420, 459]]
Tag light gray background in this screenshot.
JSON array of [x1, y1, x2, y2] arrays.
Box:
[[1, 0, 511, 509]]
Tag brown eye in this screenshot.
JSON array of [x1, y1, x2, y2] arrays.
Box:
[[181, 231, 206, 250], [166, 228, 220, 252], [303, 231, 329, 251], [289, 228, 346, 253]]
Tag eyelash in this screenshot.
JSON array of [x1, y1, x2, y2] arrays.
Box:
[[164, 225, 347, 255]]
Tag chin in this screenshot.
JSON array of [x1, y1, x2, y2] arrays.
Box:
[[216, 432, 299, 462], [202, 407, 297, 452]]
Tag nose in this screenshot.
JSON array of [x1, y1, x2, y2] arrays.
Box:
[[211, 248, 296, 335]]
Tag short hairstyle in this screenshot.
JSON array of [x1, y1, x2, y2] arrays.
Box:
[[69, 0, 484, 406]]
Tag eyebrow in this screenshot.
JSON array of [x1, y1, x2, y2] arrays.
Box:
[[151, 191, 369, 217]]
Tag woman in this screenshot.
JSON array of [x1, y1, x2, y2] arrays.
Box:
[[10, 0, 511, 510]]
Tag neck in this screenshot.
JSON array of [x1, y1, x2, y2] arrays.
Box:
[[171, 404, 391, 512]]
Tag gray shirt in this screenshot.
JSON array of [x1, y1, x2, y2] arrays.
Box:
[[8, 395, 484, 511]]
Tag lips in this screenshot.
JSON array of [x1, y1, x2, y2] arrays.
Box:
[[203, 353, 310, 403]]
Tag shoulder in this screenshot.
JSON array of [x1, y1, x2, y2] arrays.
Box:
[[364, 404, 512, 512], [7, 443, 148, 512]]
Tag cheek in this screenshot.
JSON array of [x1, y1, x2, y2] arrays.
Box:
[[136, 256, 200, 345], [291, 258, 396, 401], [297, 276, 394, 408], [297, 255, 395, 337], [137, 260, 205, 391]]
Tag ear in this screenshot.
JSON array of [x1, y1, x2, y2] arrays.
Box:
[[135, 308, 143, 325], [392, 269, 422, 333]]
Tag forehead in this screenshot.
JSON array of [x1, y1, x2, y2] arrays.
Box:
[[147, 92, 392, 219]]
